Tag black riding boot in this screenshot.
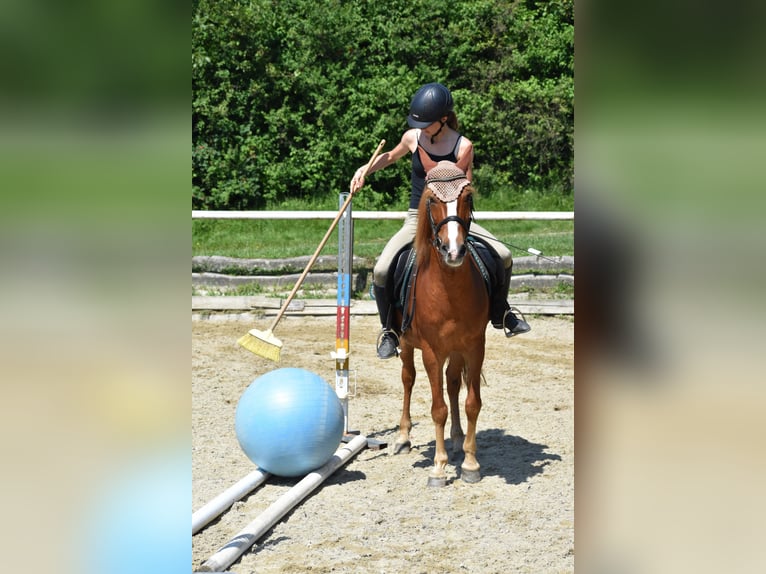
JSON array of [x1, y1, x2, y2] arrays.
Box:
[[373, 284, 399, 359], [491, 267, 531, 337]]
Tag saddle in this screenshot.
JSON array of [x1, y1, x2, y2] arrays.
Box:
[[384, 236, 503, 334]]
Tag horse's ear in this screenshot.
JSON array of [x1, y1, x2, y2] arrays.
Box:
[[417, 145, 437, 173], [456, 154, 471, 174]]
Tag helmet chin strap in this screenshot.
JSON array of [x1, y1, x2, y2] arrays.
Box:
[[431, 120, 446, 144]]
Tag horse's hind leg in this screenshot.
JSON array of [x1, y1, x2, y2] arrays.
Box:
[[446, 354, 465, 459], [394, 343, 416, 455]]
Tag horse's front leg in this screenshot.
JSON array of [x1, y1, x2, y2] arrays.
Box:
[[423, 347, 448, 487], [446, 354, 465, 458], [394, 343, 416, 455], [461, 348, 485, 483]]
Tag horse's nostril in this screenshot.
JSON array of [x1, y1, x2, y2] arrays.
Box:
[[458, 245, 467, 258]]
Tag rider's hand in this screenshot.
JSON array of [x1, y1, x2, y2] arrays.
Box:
[[350, 166, 366, 192]]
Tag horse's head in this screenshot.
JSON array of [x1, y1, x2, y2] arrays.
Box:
[[417, 161, 475, 268]]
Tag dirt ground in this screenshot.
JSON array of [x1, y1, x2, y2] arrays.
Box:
[[192, 313, 574, 573]]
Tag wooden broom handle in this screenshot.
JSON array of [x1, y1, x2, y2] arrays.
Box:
[[267, 139, 386, 330]]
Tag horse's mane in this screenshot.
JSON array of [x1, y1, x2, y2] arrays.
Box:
[[415, 184, 476, 269], [415, 187, 436, 268]]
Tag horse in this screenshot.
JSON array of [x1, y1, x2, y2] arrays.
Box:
[[392, 161, 491, 487]]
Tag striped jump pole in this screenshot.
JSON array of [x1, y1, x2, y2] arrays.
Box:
[[332, 190, 387, 450], [333, 190, 356, 438]]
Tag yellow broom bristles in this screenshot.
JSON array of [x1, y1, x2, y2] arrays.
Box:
[[237, 329, 283, 362]]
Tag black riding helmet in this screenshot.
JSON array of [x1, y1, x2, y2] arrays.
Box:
[[407, 83, 454, 128]]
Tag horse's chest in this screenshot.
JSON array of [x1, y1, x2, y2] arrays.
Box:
[[417, 281, 482, 320]]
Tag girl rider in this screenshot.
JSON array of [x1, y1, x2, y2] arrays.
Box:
[[350, 82, 530, 359]]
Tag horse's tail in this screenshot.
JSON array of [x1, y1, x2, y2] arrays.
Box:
[[449, 360, 486, 388], [467, 366, 488, 388]]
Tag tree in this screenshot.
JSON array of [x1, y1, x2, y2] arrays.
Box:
[[192, 0, 573, 209]]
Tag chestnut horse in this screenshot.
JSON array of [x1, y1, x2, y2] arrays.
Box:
[[393, 162, 490, 487]]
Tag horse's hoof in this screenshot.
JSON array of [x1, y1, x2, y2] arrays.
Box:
[[393, 441, 411, 455], [427, 476, 447, 488], [461, 468, 481, 483]]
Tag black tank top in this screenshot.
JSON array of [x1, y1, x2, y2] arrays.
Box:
[[410, 133, 462, 210]]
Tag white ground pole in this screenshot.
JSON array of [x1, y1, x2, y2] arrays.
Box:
[[193, 468, 271, 535], [196, 434, 369, 572]]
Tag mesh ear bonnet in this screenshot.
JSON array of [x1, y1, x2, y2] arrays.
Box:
[[425, 161, 471, 202]]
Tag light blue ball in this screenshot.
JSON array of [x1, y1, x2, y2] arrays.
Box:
[[235, 368, 344, 477]]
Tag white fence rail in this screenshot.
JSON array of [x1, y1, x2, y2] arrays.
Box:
[[192, 210, 574, 221]]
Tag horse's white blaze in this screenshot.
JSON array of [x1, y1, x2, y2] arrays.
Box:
[[446, 200, 459, 258]]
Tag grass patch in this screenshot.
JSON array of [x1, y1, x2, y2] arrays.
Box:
[[514, 282, 574, 298], [193, 281, 337, 298], [193, 217, 573, 260], [193, 192, 573, 260]]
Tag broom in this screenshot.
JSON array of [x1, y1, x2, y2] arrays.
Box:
[[238, 139, 386, 361]]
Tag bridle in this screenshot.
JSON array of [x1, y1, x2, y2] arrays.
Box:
[[425, 192, 474, 251]]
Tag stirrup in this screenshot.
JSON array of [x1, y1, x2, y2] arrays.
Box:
[[503, 307, 531, 338], [376, 329, 400, 359]]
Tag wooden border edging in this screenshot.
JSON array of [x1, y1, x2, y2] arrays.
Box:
[[192, 297, 573, 316]]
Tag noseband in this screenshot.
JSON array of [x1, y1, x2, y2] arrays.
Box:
[[425, 195, 473, 250]]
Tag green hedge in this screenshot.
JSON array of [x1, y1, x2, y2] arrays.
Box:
[[192, 0, 573, 210]]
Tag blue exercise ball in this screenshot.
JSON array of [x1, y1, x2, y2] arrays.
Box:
[[235, 368, 345, 477]]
